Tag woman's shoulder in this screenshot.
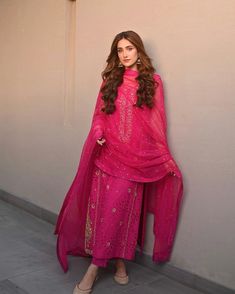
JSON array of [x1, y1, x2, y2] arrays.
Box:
[[153, 73, 163, 86], [153, 73, 162, 81]]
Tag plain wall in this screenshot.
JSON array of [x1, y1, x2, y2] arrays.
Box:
[[0, 0, 235, 290]]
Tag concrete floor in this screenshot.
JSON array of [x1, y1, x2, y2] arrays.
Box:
[[0, 199, 206, 294]]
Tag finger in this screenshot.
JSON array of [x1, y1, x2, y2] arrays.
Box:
[[97, 140, 104, 146]]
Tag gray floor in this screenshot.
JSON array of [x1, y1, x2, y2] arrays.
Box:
[[0, 199, 206, 294]]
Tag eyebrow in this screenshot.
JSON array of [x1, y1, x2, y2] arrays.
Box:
[[117, 45, 134, 50]]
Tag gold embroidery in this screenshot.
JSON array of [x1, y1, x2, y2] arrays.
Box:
[[85, 199, 92, 253], [85, 168, 101, 254], [93, 169, 101, 248], [85, 248, 93, 254], [123, 183, 138, 256], [118, 91, 133, 143]]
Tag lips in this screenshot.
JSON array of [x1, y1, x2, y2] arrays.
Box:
[[123, 59, 130, 62]]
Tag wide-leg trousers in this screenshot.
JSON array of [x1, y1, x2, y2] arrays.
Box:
[[85, 166, 144, 267]]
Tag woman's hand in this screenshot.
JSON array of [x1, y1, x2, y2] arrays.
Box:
[[96, 138, 106, 146]]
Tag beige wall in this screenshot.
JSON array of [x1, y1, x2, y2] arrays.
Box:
[[0, 0, 235, 290]]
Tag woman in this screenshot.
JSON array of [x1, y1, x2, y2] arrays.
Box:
[[55, 31, 183, 294]]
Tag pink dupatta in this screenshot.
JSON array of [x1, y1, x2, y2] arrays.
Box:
[[55, 69, 183, 272]]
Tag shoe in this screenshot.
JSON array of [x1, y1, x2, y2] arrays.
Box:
[[73, 276, 98, 294], [73, 284, 92, 294], [113, 273, 129, 285]]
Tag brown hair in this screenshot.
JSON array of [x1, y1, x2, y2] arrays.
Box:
[[101, 30, 158, 114]]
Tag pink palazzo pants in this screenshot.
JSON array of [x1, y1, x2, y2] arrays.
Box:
[[85, 166, 144, 267]]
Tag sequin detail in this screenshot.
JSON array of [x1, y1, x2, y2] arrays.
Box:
[[85, 166, 144, 260], [118, 89, 133, 143], [85, 167, 102, 254]]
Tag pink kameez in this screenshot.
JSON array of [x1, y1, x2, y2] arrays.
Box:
[[55, 68, 184, 272]]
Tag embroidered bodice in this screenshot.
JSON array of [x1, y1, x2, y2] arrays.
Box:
[[94, 68, 176, 181]]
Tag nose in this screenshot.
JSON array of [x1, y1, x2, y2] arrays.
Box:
[[123, 49, 128, 58]]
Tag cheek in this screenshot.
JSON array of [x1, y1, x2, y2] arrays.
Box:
[[132, 50, 138, 59]]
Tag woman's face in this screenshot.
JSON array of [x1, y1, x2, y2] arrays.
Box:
[[117, 38, 139, 70]]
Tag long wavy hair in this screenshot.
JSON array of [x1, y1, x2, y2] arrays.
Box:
[[101, 31, 157, 114]]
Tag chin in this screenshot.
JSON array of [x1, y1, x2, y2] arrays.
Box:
[[126, 63, 135, 68], [128, 65, 137, 70]]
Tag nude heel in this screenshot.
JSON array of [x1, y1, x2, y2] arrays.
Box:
[[73, 276, 98, 294], [113, 273, 129, 285], [73, 284, 92, 294]]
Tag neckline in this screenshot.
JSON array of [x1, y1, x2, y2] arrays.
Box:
[[124, 68, 139, 77]]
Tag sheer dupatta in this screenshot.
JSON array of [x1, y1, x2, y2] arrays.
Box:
[[54, 86, 105, 272]]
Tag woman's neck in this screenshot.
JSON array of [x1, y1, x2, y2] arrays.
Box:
[[124, 67, 139, 77]]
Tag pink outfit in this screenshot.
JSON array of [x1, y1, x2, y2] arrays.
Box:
[[55, 68, 184, 272], [92, 257, 108, 267]]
